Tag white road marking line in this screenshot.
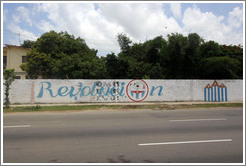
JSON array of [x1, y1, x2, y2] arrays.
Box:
[[169, 118, 227, 122], [3, 125, 31, 128], [138, 139, 232, 146]]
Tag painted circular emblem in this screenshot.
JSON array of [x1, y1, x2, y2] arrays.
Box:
[[126, 79, 149, 102]]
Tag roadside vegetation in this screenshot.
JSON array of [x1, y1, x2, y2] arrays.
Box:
[[3, 103, 243, 112], [3, 69, 15, 109], [5, 31, 242, 110], [20, 30, 243, 79]]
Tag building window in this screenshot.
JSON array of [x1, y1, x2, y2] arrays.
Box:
[[3, 56, 7, 70], [14, 76, 21, 79], [22, 56, 26, 63]]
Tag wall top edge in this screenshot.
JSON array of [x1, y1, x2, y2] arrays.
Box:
[[14, 79, 244, 81]]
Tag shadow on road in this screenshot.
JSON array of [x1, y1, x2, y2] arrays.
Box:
[[86, 155, 155, 163]]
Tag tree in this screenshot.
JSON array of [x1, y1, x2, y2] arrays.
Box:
[[115, 35, 168, 79], [21, 30, 106, 79], [200, 40, 221, 58], [114, 32, 242, 79], [220, 44, 243, 79], [164, 33, 188, 78], [148, 63, 165, 79], [199, 56, 241, 79], [104, 53, 121, 79], [3, 69, 15, 109], [117, 33, 132, 52], [183, 33, 203, 78], [21, 40, 35, 48], [127, 61, 151, 79], [21, 50, 54, 78], [143, 36, 167, 64]]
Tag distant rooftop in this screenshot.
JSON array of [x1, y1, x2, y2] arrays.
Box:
[[4, 44, 31, 49]]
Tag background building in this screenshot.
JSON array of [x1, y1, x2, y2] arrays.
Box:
[[3, 44, 31, 79]]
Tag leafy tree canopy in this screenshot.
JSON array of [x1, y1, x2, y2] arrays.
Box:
[[21, 40, 35, 48], [21, 31, 242, 79], [21, 30, 106, 79]]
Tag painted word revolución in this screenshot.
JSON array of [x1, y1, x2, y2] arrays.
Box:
[[37, 79, 164, 102]]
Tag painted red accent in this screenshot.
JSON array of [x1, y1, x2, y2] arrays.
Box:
[[219, 83, 226, 88], [131, 91, 144, 94], [30, 81, 35, 104], [212, 81, 219, 87], [205, 84, 211, 88], [126, 79, 149, 102]]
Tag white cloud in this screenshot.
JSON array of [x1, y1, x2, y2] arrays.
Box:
[[4, 3, 243, 56], [3, 8, 8, 23], [36, 20, 57, 32], [36, 3, 182, 55], [7, 23, 38, 44], [12, 14, 20, 23], [182, 5, 242, 45], [8, 38, 20, 46], [16, 6, 33, 26], [98, 3, 182, 41], [228, 7, 243, 28], [170, 3, 182, 19], [35, 3, 123, 54]]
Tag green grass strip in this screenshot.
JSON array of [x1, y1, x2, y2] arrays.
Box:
[[3, 103, 243, 112]]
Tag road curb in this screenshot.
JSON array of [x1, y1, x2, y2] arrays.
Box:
[[9, 101, 243, 107]]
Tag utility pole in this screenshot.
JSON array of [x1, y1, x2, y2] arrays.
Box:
[[18, 33, 21, 45]]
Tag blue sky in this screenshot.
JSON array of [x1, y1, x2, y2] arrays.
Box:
[[2, 2, 244, 56]]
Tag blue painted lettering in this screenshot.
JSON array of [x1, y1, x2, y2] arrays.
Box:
[[119, 82, 125, 96], [81, 86, 91, 96], [110, 87, 119, 96], [91, 82, 98, 96], [68, 83, 83, 98], [150, 86, 163, 96], [37, 82, 57, 98], [57, 86, 69, 96], [37, 81, 164, 101]]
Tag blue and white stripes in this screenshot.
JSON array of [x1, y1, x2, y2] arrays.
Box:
[[204, 81, 227, 102], [131, 91, 145, 99]]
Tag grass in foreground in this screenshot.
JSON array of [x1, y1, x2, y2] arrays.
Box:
[[3, 103, 243, 112]]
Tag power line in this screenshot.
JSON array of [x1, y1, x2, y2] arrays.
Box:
[[3, 29, 37, 41], [4, 29, 123, 46], [3, 29, 113, 43]]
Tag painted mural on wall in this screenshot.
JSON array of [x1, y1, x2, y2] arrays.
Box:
[[204, 81, 227, 102], [37, 79, 164, 102], [4, 79, 242, 103], [126, 79, 149, 102]]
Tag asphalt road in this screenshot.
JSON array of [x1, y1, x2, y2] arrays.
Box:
[[3, 107, 243, 163]]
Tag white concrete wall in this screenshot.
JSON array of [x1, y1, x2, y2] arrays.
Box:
[[8, 80, 32, 104], [4, 79, 243, 104]]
